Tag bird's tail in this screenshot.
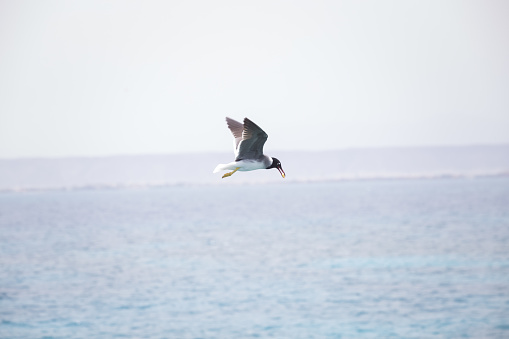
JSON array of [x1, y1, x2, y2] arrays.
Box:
[[213, 164, 227, 173]]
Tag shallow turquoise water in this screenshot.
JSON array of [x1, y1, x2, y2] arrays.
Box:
[[1, 178, 509, 338]]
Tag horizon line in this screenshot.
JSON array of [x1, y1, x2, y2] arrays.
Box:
[[1, 142, 509, 161]]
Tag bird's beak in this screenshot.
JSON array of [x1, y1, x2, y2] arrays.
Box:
[[278, 167, 285, 178]]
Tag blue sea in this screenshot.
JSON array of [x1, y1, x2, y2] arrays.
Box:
[[1, 178, 509, 338]]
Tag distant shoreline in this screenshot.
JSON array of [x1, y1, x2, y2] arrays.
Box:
[[2, 145, 508, 193], [1, 171, 507, 194]]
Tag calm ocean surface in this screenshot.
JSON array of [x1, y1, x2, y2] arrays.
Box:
[[1, 178, 508, 338]]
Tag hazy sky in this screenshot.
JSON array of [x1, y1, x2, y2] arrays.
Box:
[[1, 1, 508, 158]]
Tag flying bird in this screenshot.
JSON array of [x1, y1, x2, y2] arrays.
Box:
[[213, 117, 285, 179]]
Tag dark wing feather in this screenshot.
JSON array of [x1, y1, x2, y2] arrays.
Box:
[[235, 118, 268, 161]]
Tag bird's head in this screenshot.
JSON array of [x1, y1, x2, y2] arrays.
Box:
[[267, 157, 285, 178]]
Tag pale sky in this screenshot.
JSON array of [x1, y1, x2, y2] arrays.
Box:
[[1, 0, 508, 158]]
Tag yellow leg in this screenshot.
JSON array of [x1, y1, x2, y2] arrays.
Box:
[[222, 167, 240, 178]]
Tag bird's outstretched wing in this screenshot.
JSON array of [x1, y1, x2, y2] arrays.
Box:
[[236, 118, 268, 161], [225, 117, 268, 160]]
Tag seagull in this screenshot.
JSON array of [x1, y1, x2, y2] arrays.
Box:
[[213, 117, 285, 179]]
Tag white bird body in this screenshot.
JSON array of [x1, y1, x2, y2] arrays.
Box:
[[213, 156, 272, 173]]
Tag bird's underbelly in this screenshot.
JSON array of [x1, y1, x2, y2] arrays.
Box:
[[234, 160, 267, 171]]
